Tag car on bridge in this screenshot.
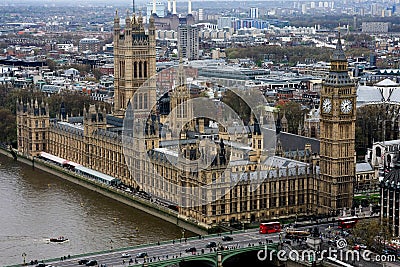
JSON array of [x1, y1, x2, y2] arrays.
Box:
[[353, 244, 367, 250], [206, 241, 217, 248], [85, 260, 98, 266], [121, 253, 131, 258], [136, 252, 148, 258], [78, 259, 89, 265], [222, 236, 233, 241], [185, 247, 197, 253]]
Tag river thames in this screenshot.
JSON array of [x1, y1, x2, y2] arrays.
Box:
[[0, 154, 192, 266]]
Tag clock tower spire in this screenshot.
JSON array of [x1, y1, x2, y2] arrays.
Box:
[[319, 29, 356, 215]]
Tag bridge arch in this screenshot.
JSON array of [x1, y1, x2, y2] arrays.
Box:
[[157, 256, 217, 267], [221, 245, 278, 266]]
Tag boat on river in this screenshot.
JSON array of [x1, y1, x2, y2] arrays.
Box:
[[49, 236, 68, 243]]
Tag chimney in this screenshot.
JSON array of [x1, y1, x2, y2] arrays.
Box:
[[188, 0, 192, 14], [152, 0, 156, 14], [173, 0, 177, 14]]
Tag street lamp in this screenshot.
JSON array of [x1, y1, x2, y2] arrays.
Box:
[[22, 252, 26, 265], [181, 228, 185, 239]]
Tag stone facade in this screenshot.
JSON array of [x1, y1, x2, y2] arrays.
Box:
[[16, 21, 357, 226], [319, 33, 356, 215]]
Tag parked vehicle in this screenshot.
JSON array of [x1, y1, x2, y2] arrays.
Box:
[[185, 247, 197, 253], [78, 259, 89, 265], [222, 236, 233, 241], [353, 244, 367, 250], [135, 252, 148, 258], [85, 260, 98, 266], [206, 241, 217, 248], [259, 222, 281, 234]]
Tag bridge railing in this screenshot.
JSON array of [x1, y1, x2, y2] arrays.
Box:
[[6, 236, 279, 267], [129, 243, 280, 267]]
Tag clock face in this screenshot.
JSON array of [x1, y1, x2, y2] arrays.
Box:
[[322, 98, 332, 113], [340, 99, 353, 114]]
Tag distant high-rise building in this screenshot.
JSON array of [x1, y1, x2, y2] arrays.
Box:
[[250, 7, 259, 19], [79, 38, 101, 53], [353, 16, 357, 30], [301, 4, 307, 14], [178, 25, 199, 60], [198, 8, 204, 21], [146, 1, 165, 23], [362, 22, 390, 33], [370, 53, 377, 66], [217, 16, 236, 30]]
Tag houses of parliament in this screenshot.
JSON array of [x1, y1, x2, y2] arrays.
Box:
[[16, 11, 356, 227]]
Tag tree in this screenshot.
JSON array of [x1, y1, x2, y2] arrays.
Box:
[[350, 218, 392, 252], [279, 101, 307, 134], [355, 104, 399, 159], [92, 68, 103, 81], [221, 89, 251, 125], [0, 108, 17, 144], [226, 46, 332, 65], [45, 59, 57, 72]]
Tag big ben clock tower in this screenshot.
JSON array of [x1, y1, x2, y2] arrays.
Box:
[[319, 32, 356, 215]]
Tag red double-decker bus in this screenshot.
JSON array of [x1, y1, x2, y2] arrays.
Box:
[[337, 216, 358, 229], [259, 222, 281, 234]]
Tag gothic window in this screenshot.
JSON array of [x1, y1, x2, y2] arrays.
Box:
[[133, 94, 137, 109], [144, 93, 148, 109], [134, 62, 138, 78], [376, 147, 382, 157], [139, 62, 143, 78], [311, 126, 316, 138], [120, 61, 125, 78], [139, 93, 143, 109], [212, 205, 216, 215], [144, 61, 148, 78]]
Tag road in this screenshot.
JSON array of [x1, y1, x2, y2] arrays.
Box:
[[44, 228, 279, 267], [42, 221, 399, 267]]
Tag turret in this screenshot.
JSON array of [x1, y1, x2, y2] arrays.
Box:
[[149, 15, 156, 45], [281, 113, 288, 132], [125, 10, 132, 45], [84, 104, 106, 136], [145, 112, 160, 150], [249, 119, 263, 162], [113, 10, 120, 45], [16, 99, 50, 157]]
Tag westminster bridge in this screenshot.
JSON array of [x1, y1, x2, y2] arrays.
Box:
[[14, 229, 284, 267]]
